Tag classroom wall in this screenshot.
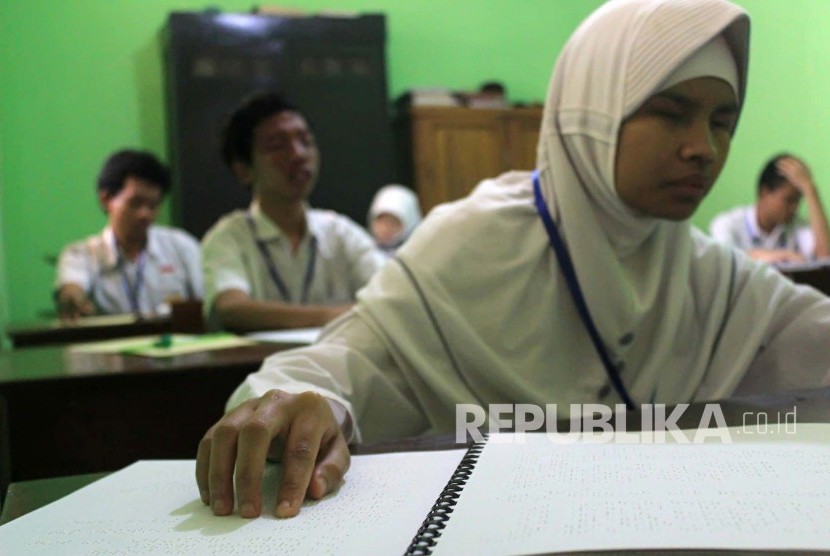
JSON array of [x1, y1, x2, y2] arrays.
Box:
[[699, 0, 830, 236], [1, 0, 829, 323], [0, 0, 602, 323], [0, 126, 9, 348]]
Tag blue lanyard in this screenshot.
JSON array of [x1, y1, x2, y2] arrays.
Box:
[[246, 213, 317, 304], [114, 237, 146, 315], [532, 171, 635, 410]]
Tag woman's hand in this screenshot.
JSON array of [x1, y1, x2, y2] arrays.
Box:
[[196, 389, 351, 518]]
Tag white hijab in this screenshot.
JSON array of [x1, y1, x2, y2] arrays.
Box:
[[355, 0, 759, 418], [367, 184, 423, 248], [540, 0, 747, 345]]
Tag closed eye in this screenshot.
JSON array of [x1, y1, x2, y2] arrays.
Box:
[[711, 108, 739, 133]]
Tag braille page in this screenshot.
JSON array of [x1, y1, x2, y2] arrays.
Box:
[[0, 450, 465, 555], [431, 427, 830, 555]]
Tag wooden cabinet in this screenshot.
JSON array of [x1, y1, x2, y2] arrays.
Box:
[[407, 106, 543, 214]]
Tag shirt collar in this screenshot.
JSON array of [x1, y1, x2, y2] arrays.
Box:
[[102, 225, 159, 266], [749, 205, 789, 243], [249, 201, 316, 242]]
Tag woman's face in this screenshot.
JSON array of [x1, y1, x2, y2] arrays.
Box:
[[372, 213, 403, 246], [614, 76, 739, 221]]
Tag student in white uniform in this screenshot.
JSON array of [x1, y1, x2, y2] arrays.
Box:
[[200, 92, 386, 332], [196, 0, 830, 519], [366, 184, 422, 255], [709, 154, 830, 263], [55, 149, 202, 320]]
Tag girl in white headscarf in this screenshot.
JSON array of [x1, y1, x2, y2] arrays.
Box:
[[367, 184, 423, 254], [198, 0, 830, 519], [227, 0, 830, 436]]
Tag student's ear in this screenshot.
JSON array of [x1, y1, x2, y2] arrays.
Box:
[[231, 160, 253, 187], [97, 190, 112, 214]]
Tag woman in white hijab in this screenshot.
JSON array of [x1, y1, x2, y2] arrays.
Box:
[[367, 184, 423, 254], [197, 0, 830, 519]]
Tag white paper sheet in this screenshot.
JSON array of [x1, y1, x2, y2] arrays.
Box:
[[68, 333, 257, 357], [246, 327, 321, 345], [47, 313, 139, 328], [431, 424, 830, 555], [0, 450, 465, 555]]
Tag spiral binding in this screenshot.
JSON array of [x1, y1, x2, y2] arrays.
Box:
[[404, 435, 488, 555]]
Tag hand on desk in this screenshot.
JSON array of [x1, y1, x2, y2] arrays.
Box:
[[196, 389, 350, 519], [56, 284, 96, 321]]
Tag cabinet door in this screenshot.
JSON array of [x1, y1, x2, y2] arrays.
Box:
[[505, 108, 543, 172], [412, 108, 505, 214]]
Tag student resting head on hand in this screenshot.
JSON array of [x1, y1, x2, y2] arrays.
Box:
[[710, 153, 830, 264]]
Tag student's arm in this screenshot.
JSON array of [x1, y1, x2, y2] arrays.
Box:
[[746, 248, 806, 264], [337, 217, 388, 291], [778, 156, 830, 259], [733, 275, 830, 395], [693, 235, 830, 397], [708, 212, 737, 245], [212, 289, 349, 332], [54, 243, 96, 321], [196, 308, 429, 518]]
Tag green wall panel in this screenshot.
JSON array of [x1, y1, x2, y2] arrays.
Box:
[[699, 0, 830, 235]]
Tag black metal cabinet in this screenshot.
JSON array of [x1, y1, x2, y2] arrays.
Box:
[[163, 12, 394, 238]]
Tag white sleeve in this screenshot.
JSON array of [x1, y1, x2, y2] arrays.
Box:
[[796, 226, 816, 260], [709, 212, 739, 247], [55, 242, 93, 292], [733, 273, 830, 396], [226, 309, 431, 443], [200, 224, 253, 314]]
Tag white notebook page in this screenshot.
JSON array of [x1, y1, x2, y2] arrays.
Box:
[[431, 424, 830, 555], [246, 327, 321, 345], [0, 450, 465, 555]]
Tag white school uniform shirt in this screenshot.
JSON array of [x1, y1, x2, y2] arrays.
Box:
[[200, 203, 386, 328], [709, 205, 815, 259], [225, 0, 830, 444], [56, 225, 203, 316]]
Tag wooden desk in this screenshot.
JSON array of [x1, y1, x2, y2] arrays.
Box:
[[6, 316, 172, 348], [780, 263, 830, 296], [0, 341, 296, 502], [3, 386, 828, 539]]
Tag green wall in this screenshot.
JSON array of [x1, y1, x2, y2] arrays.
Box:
[[0, 0, 828, 324], [699, 0, 830, 236]]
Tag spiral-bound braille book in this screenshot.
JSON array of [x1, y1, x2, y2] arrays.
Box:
[[2, 426, 830, 555]]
